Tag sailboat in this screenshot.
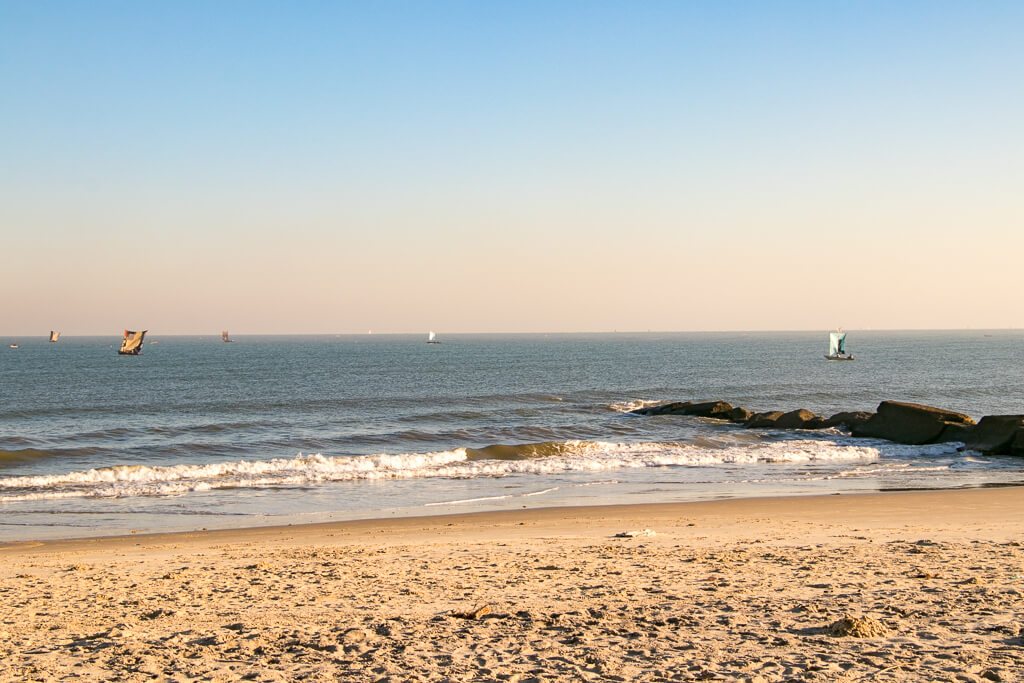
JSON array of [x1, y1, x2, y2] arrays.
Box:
[[49, 331, 60, 343], [426, 331, 440, 344], [118, 329, 147, 355], [825, 328, 854, 361], [222, 330, 234, 343]]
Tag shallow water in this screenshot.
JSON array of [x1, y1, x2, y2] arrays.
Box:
[[2, 330, 1022, 540]]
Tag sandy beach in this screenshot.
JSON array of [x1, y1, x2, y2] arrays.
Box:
[[2, 488, 1022, 682]]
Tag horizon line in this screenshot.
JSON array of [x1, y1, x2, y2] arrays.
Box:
[[3, 327, 1021, 338]]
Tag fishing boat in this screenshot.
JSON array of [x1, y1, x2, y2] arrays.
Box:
[[427, 331, 440, 344], [118, 329, 147, 355], [49, 331, 60, 343], [222, 330, 234, 343], [825, 329, 854, 361]]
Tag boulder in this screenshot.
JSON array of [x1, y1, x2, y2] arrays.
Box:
[[632, 401, 692, 416], [1012, 429, 1024, 457], [775, 409, 818, 429], [936, 422, 975, 444], [745, 411, 784, 428], [851, 401, 975, 445], [823, 411, 874, 430], [681, 401, 735, 419], [725, 406, 753, 423], [802, 416, 829, 430], [959, 415, 1024, 454]]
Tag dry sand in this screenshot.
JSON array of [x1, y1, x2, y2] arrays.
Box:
[[1, 488, 1022, 682]]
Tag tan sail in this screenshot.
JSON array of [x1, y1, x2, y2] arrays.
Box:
[[119, 329, 147, 355], [49, 331, 60, 342], [222, 330, 233, 342]]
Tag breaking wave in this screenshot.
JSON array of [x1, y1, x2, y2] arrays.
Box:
[[607, 399, 663, 413], [0, 438, 883, 502]]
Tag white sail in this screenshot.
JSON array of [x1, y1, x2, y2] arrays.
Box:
[[49, 331, 60, 342], [428, 331, 436, 342], [827, 331, 842, 356]]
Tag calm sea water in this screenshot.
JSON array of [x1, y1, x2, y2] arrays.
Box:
[[2, 331, 1022, 540]]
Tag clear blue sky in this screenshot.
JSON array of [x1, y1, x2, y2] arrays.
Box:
[[3, 1, 1022, 334]]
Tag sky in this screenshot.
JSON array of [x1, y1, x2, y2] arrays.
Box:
[[2, 1, 1022, 335]]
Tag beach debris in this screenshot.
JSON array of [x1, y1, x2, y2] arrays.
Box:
[[245, 562, 272, 570], [140, 608, 175, 620], [535, 565, 562, 571], [452, 604, 493, 620], [85, 623, 134, 641], [340, 627, 370, 645], [296, 635, 338, 653], [794, 603, 824, 614], [160, 568, 191, 579], [615, 529, 656, 538], [65, 564, 90, 572], [826, 615, 889, 638]]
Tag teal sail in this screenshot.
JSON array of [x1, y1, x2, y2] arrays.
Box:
[[827, 330, 846, 357]]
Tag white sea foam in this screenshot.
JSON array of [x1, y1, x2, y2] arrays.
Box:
[[868, 442, 963, 457], [608, 399, 662, 413], [0, 439, 883, 502], [828, 463, 951, 479], [424, 486, 561, 506]]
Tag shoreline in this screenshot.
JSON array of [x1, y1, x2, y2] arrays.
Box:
[[3, 488, 1022, 681], [4, 472, 1024, 548], [3, 485, 1023, 554]]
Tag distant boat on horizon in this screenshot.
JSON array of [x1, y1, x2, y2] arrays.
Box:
[[427, 331, 440, 344], [222, 330, 235, 343], [118, 329, 147, 355], [825, 328, 854, 361], [49, 331, 60, 343], [8, 344, 18, 349]]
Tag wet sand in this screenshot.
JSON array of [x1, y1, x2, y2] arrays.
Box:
[[1, 488, 1022, 682]]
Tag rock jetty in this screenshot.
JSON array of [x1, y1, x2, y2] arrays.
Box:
[[630, 399, 1024, 455], [851, 401, 974, 445]]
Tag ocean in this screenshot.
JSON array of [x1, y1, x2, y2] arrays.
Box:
[[1, 331, 1022, 541]]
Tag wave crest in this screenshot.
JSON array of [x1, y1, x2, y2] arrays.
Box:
[[0, 439, 882, 502]]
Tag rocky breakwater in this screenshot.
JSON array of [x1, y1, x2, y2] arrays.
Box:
[[960, 415, 1024, 456], [631, 400, 872, 431], [851, 401, 975, 445], [631, 399, 1024, 455]]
